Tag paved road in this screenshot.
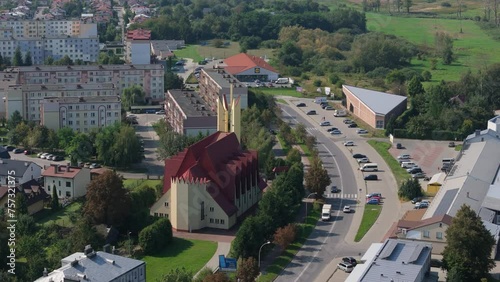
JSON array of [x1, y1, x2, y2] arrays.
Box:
[[274, 97, 402, 282]]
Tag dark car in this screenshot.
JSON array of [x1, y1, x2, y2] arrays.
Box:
[[364, 174, 378, 181], [342, 257, 357, 266], [13, 148, 23, 154], [353, 154, 367, 159], [327, 127, 339, 132], [411, 197, 423, 204], [306, 110, 317, 115], [330, 186, 340, 193], [4, 145, 15, 151], [408, 167, 423, 174], [448, 142, 456, 147], [53, 156, 64, 161], [296, 103, 306, 107], [348, 123, 358, 128], [396, 143, 403, 149]]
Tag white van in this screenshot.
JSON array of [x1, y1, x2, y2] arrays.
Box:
[[275, 78, 289, 84], [401, 161, 416, 168], [442, 158, 455, 165], [360, 163, 378, 172]]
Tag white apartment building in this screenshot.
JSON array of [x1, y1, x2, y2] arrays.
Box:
[[7, 64, 164, 102], [6, 83, 116, 123], [0, 20, 99, 64], [41, 96, 121, 132], [125, 29, 151, 65]]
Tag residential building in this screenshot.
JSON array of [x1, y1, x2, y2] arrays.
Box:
[[0, 159, 42, 186], [198, 67, 248, 110], [151, 40, 184, 59], [346, 239, 432, 282], [6, 83, 116, 124], [0, 71, 18, 118], [342, 85, 408, 129], [164, 90, 217, 136], [0, 20, 99, 64], [223, 53, 279, 82], [42, 164, 91, 200], [35, 245, 146, 282], [0, 179, 49, 215], [41, 96, 121, 132], [150, 131, 266, 231], [125, 28, 151, 65], [0, 147, 10, 159]]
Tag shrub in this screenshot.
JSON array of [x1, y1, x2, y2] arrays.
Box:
[[273, 224, 297, 249], [441, 1, 451, 7], [398, 178, 423, 200], [421, 70, 432, 81], [313, 79, 322, 87], [138, 218, 173, 255], [329, 73, 340, 84]]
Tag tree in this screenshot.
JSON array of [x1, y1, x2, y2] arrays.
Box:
[[397, 178, 422, 200], [57, 127, 75, 149], [12, 47, 23, 66], [51, 185, 60, 211], [15, 192, 28, 215], [278, 41, 302, 67], [127, 185, 156, 233], [66, 133, 93, 164], [304, 157, 331, 196], [273, 223, 297, 249], [212, 39, 224, 48], [164, 71, 184, 91], [202, 272, 231, 282], [55, 55, 74, 65], [47, 129, 59, 151], [7, 110, 23, 130], [232, 216, 268, 258], [83, 170, 130, 227], [294, 123, 307, 143], [44, 56, 54, 65], [286, 148, 302, 165], [23, 51, 32, 66], [407, 76, 425, 97], [138, 218, 173, 254], [157, 267, 193, 282], [442, 204, 495, 281], [236, 257, 259, 282], [435, 32, 454, 65], [404, 0, 413, 13], [17, 213, 37, 236], [122, 85, 146, 109], [8, 122, 30, 146], [68, 217, 103, 253], [421, 70, 432, 81]]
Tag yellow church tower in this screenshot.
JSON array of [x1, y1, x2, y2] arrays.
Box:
[[216, 84, 241, 142]]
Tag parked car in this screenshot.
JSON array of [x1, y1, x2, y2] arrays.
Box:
[[53, 156, 64, 161], [342, 257, 357, 266], [296, 103, 306, 107], [415, 201, 430, 209], [343, 119, 353, 124], [397, 154, 411, 160], [155, 110, 165, 115], [330, 130, 342, 135], [357, 129, 368, 134], [40, 153, 49, 159], [5, 145, 15, 151], [448, 141, 456, 147], [330, 186, 340, 193], [348, 123, 358, 128], [412, 172, 427, 179], [343, 206, 351, 213], [337, 262, 354, 273], [23, 150, 33, 155], [324, 106, 334, 110], [89, 163, 101, 169], [408, 167, 423, 174], [357, 157, 370, 163], [343, 141, 355, 146], [406, 166, 421, 172], [13, 148, 23, 154], [396, 143, 403, 149], [306, 110, 317, 115], [364, 174, 378, 181], [366, 198, 380, 205], [367, 193, 382, 198], [411, 197, 423, 204], [37, 152, 45, 158], [353, 154, 367, 159], [327, 127, 339, 132], [319, 121, 330, 126]]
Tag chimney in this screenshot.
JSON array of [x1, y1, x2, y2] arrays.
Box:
[[43, 268, 48, 276], [84, 245, 93, 255], [105, 258, 115, 265], [51, 164, 58, 173], [103, 244, 111, 253], [475, 129, 481, 136]]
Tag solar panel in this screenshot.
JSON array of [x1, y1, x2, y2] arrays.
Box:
[[379, 240, 399, 259], [434, 188, 459, 216]]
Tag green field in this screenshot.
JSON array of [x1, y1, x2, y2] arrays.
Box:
[[367, 13, 500, 82], [173, 41, 275, 62], [123, 179, 162, 190], [173, 45, 204, 62], [141, 238, 217, 281], [36, 202, 82, 227], [354, 205, 382, 242], [367, 140, 410, 186]]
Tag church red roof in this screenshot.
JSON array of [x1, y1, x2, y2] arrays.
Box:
[[224, 53, 277, 74], [163, 131, 265, 216]]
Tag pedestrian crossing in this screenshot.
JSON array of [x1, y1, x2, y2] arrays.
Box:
[[324, 193, 358, 199], [306, 127, 320, 132]]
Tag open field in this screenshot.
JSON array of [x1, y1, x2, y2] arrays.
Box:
[[141, 238, 217, 281], [354, 204, 382, 242], [174, 41, 275, 62], [367, 13, 500, 82], [36, 202, 82, 227]]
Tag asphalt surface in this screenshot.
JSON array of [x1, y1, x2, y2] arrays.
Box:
[[274, 97, 402, 282]]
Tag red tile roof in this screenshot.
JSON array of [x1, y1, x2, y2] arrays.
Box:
[[126, 28, 151, 40], [163, 131, 265, 216], [224, 53, 277, 74], [42, 165, 82, 179]]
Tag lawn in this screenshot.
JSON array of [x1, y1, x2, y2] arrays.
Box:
[[367, 140, 410, 186], [256, 87, 304, 97], [141, 237, 217, 281], [276, 98, 288, 104], [123, 179, 162, 190], [354, 204, 382, 242], [36, 202, 82, 227], [454, 144, 463, 151], [172, 45, 203, 62], [259, 207, 321, 282], [367, 13, 500, 82], [173, 41, 275, 63]]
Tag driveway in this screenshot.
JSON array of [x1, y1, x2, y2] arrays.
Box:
[[130, 113, 165, 177]]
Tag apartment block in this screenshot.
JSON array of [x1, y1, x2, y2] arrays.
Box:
[[198, 68, 248, 111], [41, 96, 121, 132], [165, 90, 217, 136], [6, 64, 164, 101], [125, 29, 151, 65], [6, 83, 116, 123], [0, 20, 99, 64]]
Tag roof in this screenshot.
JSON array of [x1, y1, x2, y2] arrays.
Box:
[[343, 85, 407, 115], [34, 249, 145, 282], [8, 64, 163, 73], [0, 159, 37, 176], [163, 131, 265, 216], [428, 172, 446, 185], [348, 239, 432, 282], [90, 167, 110, 175], [126, 28, 151, 40], [202, 68, 248, 89], [42, 165, 83, 179], [167, 90, 215, 117], [224, 53, 277, 74], [0, 179, 49, 206], [0, 147, 10, 159]]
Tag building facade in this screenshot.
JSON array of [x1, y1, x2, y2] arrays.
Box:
[[0, 20, 99, 64], [0, 179, 48, 215], [164, 90, 217, 136], [198, 68, 248, 110], [41, 96, 121, 132], [125, 29, 151, 65], [223, 53, 279, 82], [0, 159, 42, 186], [42, 164, 91, 200], [6, 83, 116, 124]]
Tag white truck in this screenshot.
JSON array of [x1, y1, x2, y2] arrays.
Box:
[[334, 110, 347, 117], [321, 204, 332, 221]]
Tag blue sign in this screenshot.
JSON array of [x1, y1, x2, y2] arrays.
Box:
[[219, 255, 237, 272]]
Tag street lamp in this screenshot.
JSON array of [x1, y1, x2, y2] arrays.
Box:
[[258, 241, 271, 269], [128, 231, 132, 256], [304, 192, 317, 222]]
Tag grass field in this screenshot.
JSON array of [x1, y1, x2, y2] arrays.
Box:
[[141, 238, 217, 281], [37, 202, 82, 227], [260, 207, 321, 282], [367, 140, 411, 186], [354, 204, 382, 242], [367, 13, 500, 82], [173, 41, 275, 62], [123, 179, 162, 190], [172, 45, 203, 62]]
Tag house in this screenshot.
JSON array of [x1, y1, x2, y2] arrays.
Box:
[[0, 179, 49, 215], [223, 53, 279, 82], [342, 85, 408, 129], [35, 245, 146, 282], [150, 131, 267, 231], [42, 164, 91, 200], [0, 159, 42, 186], [0, 147, 10, 159], [426, 172, 446, 196], [346, 239, 432, 282]]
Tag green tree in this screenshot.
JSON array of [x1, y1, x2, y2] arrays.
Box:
[[278, 41, 302, 67], [8, 122, 30, 146], [164, 71, 184, 91], [138, 218, 173, 254], [17, 213, 37, 236], [397, 178, 422, 200], [404, 0, 413, 13], [236, 257, 259, 282], [442, 204, 495, 281], [47, 129, 59, 151], [83, 170, 130, 227], [66, 133, 93, 164], [435, 32, 453, 65], [57, 127, 75, 149], [286, 148, 302, 165], [201, 272, 231, 282], [421, 70, 432, 81], [122, 85, 146, 109], [231, 215, 268, 258], [12, 47, 23, 66], [7, 110, 23, 130], [44, 56, 54, 65], [304, 157, 331, 196], [15, 192, 28, 215], [127, 185, 156, 233], [407, 76, 425, 97], [157, 267, 192, 282], [51, 185, 60, 211], [294, 123, 307, 143], [68, 217, 103, 253], [23, 51, 33, 66]]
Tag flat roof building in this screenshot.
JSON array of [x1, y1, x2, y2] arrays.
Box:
[[125, 28, 151, 64], [223, 53, 279, 82], [198, 67, 248, 110]]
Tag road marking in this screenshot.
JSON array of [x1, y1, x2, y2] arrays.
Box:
[[324, 193, 358, 199]]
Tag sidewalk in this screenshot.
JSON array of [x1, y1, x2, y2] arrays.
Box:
[[193, 242, 231, 278]]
